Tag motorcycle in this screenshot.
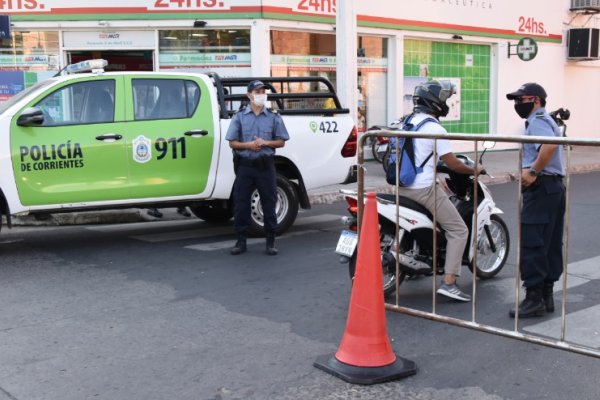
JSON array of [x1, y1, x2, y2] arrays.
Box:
[[549, 107, 570, 149], [367, 120, 401, 165], [335, 144, 510, 295], [371, 135, 390, 163]]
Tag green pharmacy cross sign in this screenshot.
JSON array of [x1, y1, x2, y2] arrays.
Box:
[[508, 37, 538, 61]]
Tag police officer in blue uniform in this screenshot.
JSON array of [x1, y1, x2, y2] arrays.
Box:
[[226, 80, 290, 256], [506, 83, 566, 318]]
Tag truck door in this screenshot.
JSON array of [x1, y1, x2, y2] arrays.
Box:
[[123, 76, 215, 199], [10, 77, 130, 206]]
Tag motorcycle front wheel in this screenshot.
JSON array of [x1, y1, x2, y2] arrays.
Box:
[[468, 214, 510, 279]]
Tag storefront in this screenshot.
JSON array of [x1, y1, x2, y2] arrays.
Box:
[[1, 0, 598, 141]]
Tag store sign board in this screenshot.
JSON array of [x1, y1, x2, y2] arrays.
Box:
[[160, 53, 251, 66], [0, 55, 50, 66], [271, 55, 387, 71], [5, 0, 561, 40], [263, 0, 562, 39], [517, 37, 538, 61], [0, 15, 11, 38], [63, 31, 155, 49], [1, 0, 252, 15]]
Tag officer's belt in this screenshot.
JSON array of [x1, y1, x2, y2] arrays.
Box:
[[537, 174, 563, 182], [238, 156, 274, 168]]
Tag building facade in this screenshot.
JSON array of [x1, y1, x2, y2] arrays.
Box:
[[1, 0, 598, 146]]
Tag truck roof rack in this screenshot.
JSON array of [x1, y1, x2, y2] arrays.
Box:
[[207, 73, 350, 119]]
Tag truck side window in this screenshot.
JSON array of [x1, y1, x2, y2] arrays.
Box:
[[132, 79, 200, 121], [34, 80, 115, 126]]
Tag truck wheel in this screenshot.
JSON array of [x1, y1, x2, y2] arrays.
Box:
[[190, 202, 233, 223], [248, 174, 299, 237]]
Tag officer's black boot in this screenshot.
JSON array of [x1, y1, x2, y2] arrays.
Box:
[[230, 234, 247, 255], [509, 284, 546, 318], [265, 232, 278, 256], [542, 281, 555, 313]]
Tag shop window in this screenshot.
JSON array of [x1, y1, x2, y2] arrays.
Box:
[[34, 80, 115, 126], [0, 31, 59, 102], [270, 31, 388, 130], [158, 29, 250, 75], [404, 39, 491, 134], [132, 79, 200, 120]]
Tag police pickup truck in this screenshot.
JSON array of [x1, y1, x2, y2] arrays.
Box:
[[0, 60, 357, 235]]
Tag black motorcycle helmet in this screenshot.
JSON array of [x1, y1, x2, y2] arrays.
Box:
[[413, 80, 456, 117]]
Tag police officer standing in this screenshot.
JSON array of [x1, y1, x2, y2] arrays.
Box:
[[226, 80, 290, 256], [506, 83, 566, 318]]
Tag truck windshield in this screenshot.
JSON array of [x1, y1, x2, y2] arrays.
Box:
[[0, 79, 57, 115]]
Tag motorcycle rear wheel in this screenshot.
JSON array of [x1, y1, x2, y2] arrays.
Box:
[[348, 251, 404, 296], [468, 214, 510, 279]]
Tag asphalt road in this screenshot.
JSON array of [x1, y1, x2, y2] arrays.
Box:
[[0, 173, 599, 400]]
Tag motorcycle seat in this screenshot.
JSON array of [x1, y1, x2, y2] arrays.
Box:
[[376, 193, 433, 220]]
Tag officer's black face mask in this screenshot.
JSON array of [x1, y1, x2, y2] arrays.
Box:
[[514, 102, 535, 119]]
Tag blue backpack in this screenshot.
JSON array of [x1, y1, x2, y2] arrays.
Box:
[[385, 114, 439, 187]]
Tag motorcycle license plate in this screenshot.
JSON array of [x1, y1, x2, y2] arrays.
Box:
[[335, 230, 358, 257], [378, 143, 388, 152]]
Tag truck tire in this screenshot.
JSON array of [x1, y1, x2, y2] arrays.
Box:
[[248, 174, 299, 237], [190, 202, 233, 223]]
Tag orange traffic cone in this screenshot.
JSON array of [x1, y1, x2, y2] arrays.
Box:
[[314, 192, 416, 384]]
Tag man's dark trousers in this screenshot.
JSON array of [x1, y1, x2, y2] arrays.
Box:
[[232, 160, 278, 234], [520, 178, 566, 288]]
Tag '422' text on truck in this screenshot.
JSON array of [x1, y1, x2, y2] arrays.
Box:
[[0, 60, 358, 235]]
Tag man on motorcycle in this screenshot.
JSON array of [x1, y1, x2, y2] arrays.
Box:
[[392, 80, 483, 302]]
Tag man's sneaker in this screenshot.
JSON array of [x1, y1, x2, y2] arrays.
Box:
[[437, 282, 471, 302]]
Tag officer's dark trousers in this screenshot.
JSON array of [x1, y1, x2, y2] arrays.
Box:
[[233, 160, 278, 235], [520, 177, 566, 288]]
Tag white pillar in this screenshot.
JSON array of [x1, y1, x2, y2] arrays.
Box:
[[251, 19, 271, 77], [336, 0, 358, 124], [388, 33, 404, 123]]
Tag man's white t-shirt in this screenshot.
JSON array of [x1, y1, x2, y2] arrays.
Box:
[[408, 113, 452, 189]]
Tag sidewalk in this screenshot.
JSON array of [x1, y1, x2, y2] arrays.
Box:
[[12, 145, 600, 226]]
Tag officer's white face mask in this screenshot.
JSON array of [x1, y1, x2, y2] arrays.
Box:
[[252, 93, 268, 107]]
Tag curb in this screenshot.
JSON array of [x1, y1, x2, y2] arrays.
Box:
[[11, 208, 192, 227]]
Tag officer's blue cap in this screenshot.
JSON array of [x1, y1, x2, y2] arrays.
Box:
[[247, 80, 266, 92], [506, 82, 547, 100]]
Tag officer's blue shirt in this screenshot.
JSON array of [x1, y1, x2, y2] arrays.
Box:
[[523, 107, 565, 176], [225, 105, 290, 159]]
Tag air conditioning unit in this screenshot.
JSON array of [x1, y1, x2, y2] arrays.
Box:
[[571, 0, 600, 12], [567, 28, 600, 60]]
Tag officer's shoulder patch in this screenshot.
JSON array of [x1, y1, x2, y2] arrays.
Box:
[[535, 111, 545, 118]]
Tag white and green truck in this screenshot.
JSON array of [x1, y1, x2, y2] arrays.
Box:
[[0, 60, 357, 235]]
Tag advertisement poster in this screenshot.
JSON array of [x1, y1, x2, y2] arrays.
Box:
[[403, 76, 461, 122], [0, 72, 24, 102]]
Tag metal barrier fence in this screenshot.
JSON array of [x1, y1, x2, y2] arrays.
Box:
[[356, 130, 600, 359]]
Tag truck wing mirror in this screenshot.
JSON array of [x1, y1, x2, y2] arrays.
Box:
[[17, 107, 45, 127]]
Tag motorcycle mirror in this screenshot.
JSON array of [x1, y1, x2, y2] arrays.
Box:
[[478, 141, 496, 166], [482, 141, 496, 149]]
